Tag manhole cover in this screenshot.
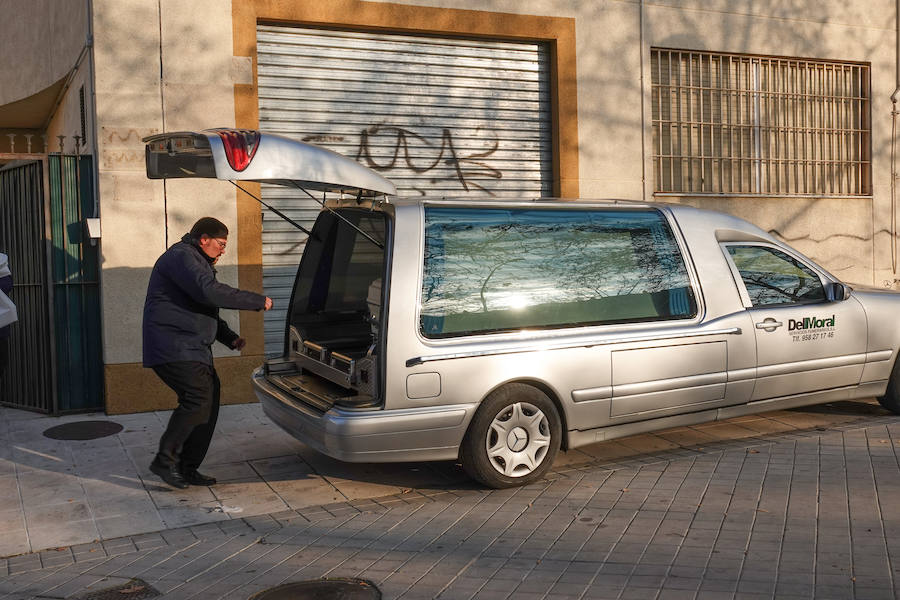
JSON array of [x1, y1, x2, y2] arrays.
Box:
[[73, 578, 159, 599], [43, 420, 123, 441], [249, 578, 380, 600]]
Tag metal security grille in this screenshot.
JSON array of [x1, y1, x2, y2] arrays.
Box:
[[256, 25, 553, 354], [651, 49, 871, 196], [0, 160, 54, 412]]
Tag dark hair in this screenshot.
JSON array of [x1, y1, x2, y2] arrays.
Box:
[[189, 217, 228, 239]]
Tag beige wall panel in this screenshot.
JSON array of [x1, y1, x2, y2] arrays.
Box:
[[645, 3, 889, 59], [0, 0, 88, 106], [579, 179, 644, 200], [93, 80, 164, 364], [647, 0, 893, 32], [574, 0, 644, 200], [870, 93, 897, 286], [873, 181, 895, 288], [93, 97, 164, 135], [99, 172, 166, 269], [92, 0, 164, 95], [872, 96, 896, 181], [160, 0, 234, 85], [160, 83, 236, 132]]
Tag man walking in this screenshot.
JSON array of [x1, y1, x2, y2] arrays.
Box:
[[143, 217, 272, 489]]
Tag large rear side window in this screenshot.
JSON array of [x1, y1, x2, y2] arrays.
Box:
[[421, 207, 696, 338]]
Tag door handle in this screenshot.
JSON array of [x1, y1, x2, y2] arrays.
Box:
[[755, 318, 783, 332]]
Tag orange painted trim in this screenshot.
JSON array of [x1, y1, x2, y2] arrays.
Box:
[[105, 356, 263, 414], [231, 0, 580, 344]]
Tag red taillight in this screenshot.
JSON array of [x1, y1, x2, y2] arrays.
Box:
[[216, 129, 260, 171]]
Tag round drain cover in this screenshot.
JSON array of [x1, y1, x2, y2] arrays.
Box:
[[43, 420, 124, 441], [249, 578, 380, 600]]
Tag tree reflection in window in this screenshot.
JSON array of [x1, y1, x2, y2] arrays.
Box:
[[421, 208, 696, 337], [727, 246, 825, 306]]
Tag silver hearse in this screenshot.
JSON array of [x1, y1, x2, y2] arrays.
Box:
[[146, 129, 900, 488]]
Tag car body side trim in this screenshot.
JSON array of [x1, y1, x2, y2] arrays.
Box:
[[755, 353, 867, 378], [406, 327, 742, 367], [728, 367, 756, 381], [613, 371, 727, 397], [572, 386, 612, 402], [867, 349, 893, 363]]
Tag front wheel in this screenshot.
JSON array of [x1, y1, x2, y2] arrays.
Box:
[[877, 357, 900, 414], [461, 383, 561, 488]]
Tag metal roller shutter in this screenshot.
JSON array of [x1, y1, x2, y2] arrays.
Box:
[[256, 25, 553, 354]]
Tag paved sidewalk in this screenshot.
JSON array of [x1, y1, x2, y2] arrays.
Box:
[[0, 403, 468, 558], [1, 404, 899, 599], [0, 400, 888, 560]]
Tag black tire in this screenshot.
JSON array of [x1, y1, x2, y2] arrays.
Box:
[[877, 357, 900, 414], [461, 383, 561, 488]]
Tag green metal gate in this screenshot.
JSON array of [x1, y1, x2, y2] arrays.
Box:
[[48, 155, 103, 413], [0, 155, 103, 413]]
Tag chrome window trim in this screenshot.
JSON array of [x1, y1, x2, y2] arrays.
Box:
[[406, 326, 742, 367]]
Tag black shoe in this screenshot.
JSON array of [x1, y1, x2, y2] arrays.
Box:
[[182, 469, 217, 486], [150, 459, 189, 489]]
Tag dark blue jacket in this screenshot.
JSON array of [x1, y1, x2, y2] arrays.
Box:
[[142, 234, 266, 367]]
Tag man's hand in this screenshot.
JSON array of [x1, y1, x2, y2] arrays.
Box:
[[264, 297, 273, 311], [231, 337, 247, 351]]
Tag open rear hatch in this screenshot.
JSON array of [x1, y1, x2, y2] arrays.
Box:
[[144, 129, 396, 196], [143, 129, 395, 412], [275, 206, 389, 410]]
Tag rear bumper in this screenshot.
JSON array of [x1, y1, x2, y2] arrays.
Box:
[[252, 368, 476, 462]]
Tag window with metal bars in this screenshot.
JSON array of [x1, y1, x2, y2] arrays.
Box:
[[651, 49, 871, 196]]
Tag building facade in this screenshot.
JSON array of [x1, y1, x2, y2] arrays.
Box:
[[0, 0, 894, 413]]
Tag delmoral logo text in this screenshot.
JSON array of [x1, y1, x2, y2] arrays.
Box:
[[788, 315, 835, 331]]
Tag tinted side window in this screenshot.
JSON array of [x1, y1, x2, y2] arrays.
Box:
[[421, 208, 696, 337], [727, 245, 825, 306]]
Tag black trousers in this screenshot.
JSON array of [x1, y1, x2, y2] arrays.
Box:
[[152, 361, 221, 471]]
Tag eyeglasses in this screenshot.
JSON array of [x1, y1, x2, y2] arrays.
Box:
[[209, 238, 227, 250]]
